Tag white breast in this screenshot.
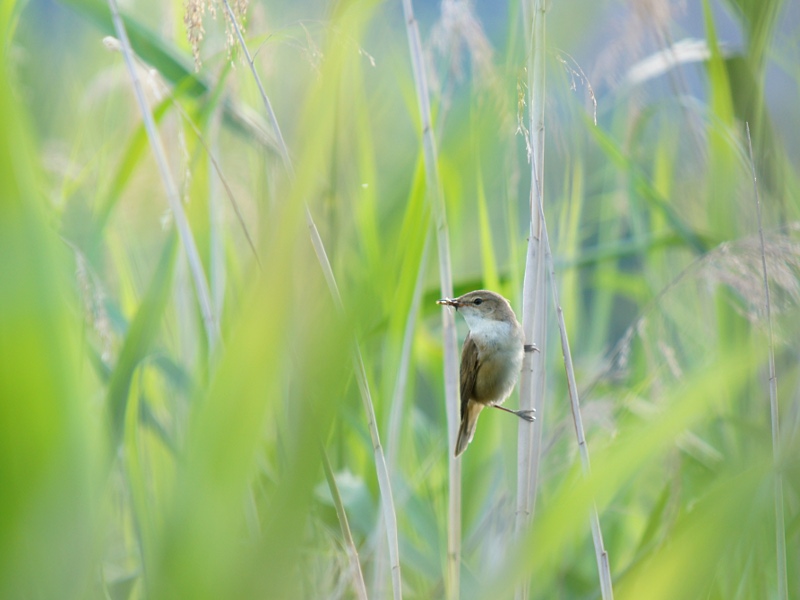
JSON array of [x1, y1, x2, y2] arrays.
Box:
[[465, 317, 524, 404], [465, 316, 521, 353]]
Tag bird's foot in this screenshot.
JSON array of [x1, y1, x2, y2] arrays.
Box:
[[493, 404, 536, 422], [515, 409, 536, 423]]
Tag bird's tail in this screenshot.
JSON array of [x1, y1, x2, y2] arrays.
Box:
[[454, 401, 484, 457]]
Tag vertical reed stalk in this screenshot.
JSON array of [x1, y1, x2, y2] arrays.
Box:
[[516, 1, 613, 598], [107, 0, 219, 352], [400, 2, 461, 598], [515, 1, 548, 598], [746, 122, 787, 600]]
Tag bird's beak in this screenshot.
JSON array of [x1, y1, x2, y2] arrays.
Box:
[[437, 298, 461, 308]]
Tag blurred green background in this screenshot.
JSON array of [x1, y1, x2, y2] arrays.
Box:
[[1, 0, 799, 598]]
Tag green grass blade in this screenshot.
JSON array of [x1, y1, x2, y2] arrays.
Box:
[[106, 232, 177, 449], [0, 58, 99, 599]]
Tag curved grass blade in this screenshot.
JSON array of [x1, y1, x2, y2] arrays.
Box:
[[106, 232, 177, 449]]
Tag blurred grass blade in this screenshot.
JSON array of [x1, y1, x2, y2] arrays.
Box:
[[321, 448, 369, 600], [0, 54, 98, 599], [57, 0, 279, 151], [106, 232, 177, 448], [220, 0, 292, 175], [219, 3, 404, 597], [10, 0, 800, 597], [702, 0, 739, 240], [476, 163, 500, 292], [477, 347, 756, 599], [307, 211, 403, 600], [123, 378, 152, 588], [587, 122, 707, 253], [95, 96, 172, 235], [539, 200, 614, 599], [617, 466, 771, 600], [375, 163, 430, 596], [63, 0, 205, 94]]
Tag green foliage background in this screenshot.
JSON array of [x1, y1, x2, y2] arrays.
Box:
[[1, 0, 799, 598]]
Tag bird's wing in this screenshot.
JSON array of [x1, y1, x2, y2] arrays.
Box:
[[459, 332, 481, 419]]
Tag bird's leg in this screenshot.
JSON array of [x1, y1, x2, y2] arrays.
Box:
[[493, 404, 536, 422]]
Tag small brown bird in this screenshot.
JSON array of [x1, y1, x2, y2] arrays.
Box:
[[437, 290, 534, 456]]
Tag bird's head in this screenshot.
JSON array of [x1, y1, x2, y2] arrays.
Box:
[[437, 290, 516, 331]]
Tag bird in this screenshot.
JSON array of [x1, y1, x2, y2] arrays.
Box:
[[437, 290, 535, 456]]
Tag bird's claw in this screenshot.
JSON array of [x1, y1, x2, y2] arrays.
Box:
[[517, 409, 536, 423]]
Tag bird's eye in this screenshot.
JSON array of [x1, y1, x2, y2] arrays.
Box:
[[473, 298, 483, 305]]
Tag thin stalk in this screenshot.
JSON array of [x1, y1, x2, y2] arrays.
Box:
[[307, 215, 402, 600], [537, 199, 614, 600], [220, 0, 293, 177], [516, 2, 613, 597], [372, 231, 430, 597], [746, 122, 787, 600], [177, 96, 261, 270], [515, 2, 548, 598], [218, 5, 402, 597], [321, 447, 370, 600], [365, 227, 430, 595], [209, 110, 226, 348], [400, 2, 461, 598], [107, 0, 219, 351], [102, 36, 261, 268]]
